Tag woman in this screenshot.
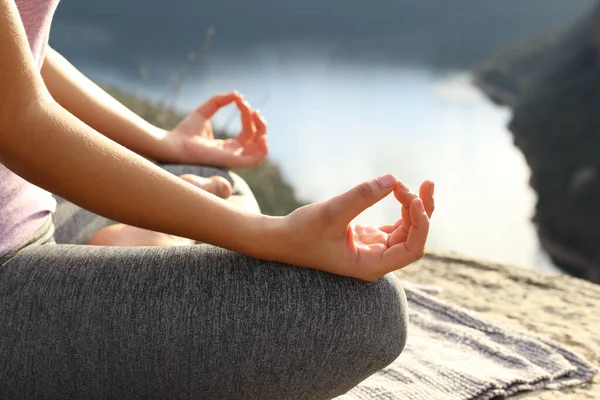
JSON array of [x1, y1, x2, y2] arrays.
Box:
[[0, 0, 435, 398]]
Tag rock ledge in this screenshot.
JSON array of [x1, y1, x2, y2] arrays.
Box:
[[396, 251, 600, 399]]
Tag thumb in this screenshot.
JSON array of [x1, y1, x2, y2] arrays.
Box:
[[326, 174, 398, 224]]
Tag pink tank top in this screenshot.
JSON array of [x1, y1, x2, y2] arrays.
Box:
[[0, 0, 60, 257]]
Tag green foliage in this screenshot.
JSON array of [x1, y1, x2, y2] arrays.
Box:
[[105, 87, 307, 216]]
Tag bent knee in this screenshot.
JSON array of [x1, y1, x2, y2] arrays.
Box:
[[321, 274, 408, 397], [360, 274, 408, 366]]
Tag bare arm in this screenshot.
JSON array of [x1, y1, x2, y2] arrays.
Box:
[[0, 0, 283, 260], [1, 0, 432, 280], [41, 47, 179, 162], [40, 48, 270, 169]]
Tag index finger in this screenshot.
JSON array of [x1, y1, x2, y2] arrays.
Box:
[[196, 92, 239, 119]]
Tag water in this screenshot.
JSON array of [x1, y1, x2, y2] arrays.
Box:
[[79, 44, 558, 273]]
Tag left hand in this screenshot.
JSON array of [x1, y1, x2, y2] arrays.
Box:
[[165, 92, 269, 169], [278, 176, 435, 281]]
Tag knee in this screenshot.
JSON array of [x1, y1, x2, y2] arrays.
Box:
[[321, 273, 408, 397], [359, 274, 408, 368]]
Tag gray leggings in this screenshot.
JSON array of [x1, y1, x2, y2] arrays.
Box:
[[0, 165, 408, 400]]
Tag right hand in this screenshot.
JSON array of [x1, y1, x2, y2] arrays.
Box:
[[165, 92, 269, 169], [278, 175, 435, 281]]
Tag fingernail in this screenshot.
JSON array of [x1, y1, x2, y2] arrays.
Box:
[[416, 198, 425, 213], [397, 180, 410, 192], [378, 174, 397, 188], [430, 181, 435, 196]]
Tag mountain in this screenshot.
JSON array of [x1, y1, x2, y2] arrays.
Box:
[[474, 2, 600, 283]]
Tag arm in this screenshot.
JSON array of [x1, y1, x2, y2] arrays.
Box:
[[0, 0, 282, 261], [41, 47, 178, 162], [41, 48, 269, 169], [1, 0, 432, 280]]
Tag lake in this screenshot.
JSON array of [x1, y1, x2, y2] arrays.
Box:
[[74, 42, 559, 273]]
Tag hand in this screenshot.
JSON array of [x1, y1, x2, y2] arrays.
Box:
[[280, 175, 435, 281], [166, 92, 269, 168]]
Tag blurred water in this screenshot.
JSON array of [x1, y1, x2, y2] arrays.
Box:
[[83, 45, 558, 272]]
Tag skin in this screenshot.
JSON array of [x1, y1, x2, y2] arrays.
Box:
[[177, 174, 232, 199], [42, 48, 269, 169], [1, 0, 434, 281], [88, 174, 234, 247], [91, 181, 434, 249], [42, 48, 259, 243]]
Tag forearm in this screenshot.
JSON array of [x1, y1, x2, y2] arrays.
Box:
[[1, 94, 284, 260], [41, 48, 178, 162]]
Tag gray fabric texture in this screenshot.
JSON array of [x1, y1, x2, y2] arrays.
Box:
[[339, 286, 598, 400], [0, 164, 408, 400]]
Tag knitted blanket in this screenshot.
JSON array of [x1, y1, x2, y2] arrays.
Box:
[[337, 284, 597, 400]]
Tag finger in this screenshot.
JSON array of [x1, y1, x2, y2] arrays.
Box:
[[179, 174, 233, 199], [387, 222, 408, 247], [379, 222, 400, 234], [380, 225, 395, 234], [419, 180, 435, 218], [394, 183, 417, 234], [209, 176, 234, 199], [235, 97, 256, 145], [405, 198, 430, 255], [379, 219, 403, 234], [250, 111, 269, 154], [389, 195, 429, 247], [379, 198, 429, 273], [393, 180, 414, 206], [196, 92, 238, 119], [252, 110, 267, 137], [239, 139, 268, 167], [325, 174, 398, 225]]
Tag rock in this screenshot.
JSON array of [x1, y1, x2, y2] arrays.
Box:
[[473, 1, 600, 283], [569, 166, 597, 196], [397, 251, 600, 399]]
